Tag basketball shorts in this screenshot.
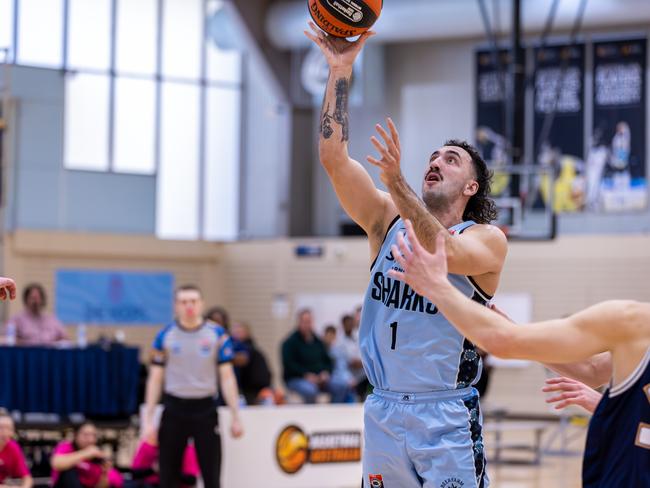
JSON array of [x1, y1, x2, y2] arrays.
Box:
[[362, 387, 488, 488]]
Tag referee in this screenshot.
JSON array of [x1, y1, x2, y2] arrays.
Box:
[[143, 284, 243, 488]]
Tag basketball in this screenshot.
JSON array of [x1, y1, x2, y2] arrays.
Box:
[[308, 0, 383, 38]]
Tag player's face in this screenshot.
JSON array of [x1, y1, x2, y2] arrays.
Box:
[[175, 290, 204, 323], [422, 146, 477, 209], [0, 417, 14, 445], [297, 312, 314, 335]]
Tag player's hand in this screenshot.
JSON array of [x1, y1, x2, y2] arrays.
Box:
[[230, 416, 244, 439], [542, 376, 602, 413], [0, 277, 17, 301], [387, 220, 450, 298], [367, 118, 403, 187], [303, 21, 374, 71]]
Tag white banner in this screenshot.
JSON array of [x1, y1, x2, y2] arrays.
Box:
[[220, 404, 364, 488]]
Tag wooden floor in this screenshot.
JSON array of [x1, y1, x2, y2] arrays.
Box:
[[488, 456, 583, 488]]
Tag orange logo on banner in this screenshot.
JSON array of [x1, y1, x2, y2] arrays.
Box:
[[275, 425, 362, 474]]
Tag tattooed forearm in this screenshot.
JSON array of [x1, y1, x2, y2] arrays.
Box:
[[333, 78, 350, 142], [320, 103, 334, 139]]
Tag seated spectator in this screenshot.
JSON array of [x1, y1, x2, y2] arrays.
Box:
[[5, 284, 67, 346], [230, 322, 283, 405], [0, 412, 32, 488], [322, 326, 356, 403], [281, 309, 348, 404], [204, 306, 230, 331], [51, 422, 123, 488], [131, 429, 198, 488], [339, 314, 369, 399]]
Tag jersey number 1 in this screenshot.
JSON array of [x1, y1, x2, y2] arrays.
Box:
[[389, 321, 398, 350]]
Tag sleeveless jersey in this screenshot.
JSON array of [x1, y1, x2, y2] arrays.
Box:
[[582, 347, 650, 487], [360, 217, 492, 392]]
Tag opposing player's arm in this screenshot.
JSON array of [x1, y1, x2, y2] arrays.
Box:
[[545, 352, 613, 388], [389, 220, 647, 364]]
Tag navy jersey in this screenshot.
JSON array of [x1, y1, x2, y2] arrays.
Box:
[[360, 217, 492, 392], [582, 347, 650, 487]]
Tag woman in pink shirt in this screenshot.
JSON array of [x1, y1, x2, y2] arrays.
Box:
[[0, 413, 32, 488], [131, 430, 198, 487], [50, 422, 122, 488]]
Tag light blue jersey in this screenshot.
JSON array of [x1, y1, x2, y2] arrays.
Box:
[[360, 217, 491, 488], [361, 217, 491, 393]]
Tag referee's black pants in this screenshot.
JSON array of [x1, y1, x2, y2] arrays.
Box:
[[159, 395, 221, 488]]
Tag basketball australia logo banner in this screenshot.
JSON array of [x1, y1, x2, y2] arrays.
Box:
[[275, 425, 361, 474]]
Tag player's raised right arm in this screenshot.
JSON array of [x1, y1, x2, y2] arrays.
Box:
[[304, 23, 393, 237]]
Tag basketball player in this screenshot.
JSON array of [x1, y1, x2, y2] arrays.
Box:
[[305, 23, 507, 487], [390, 220, 650, 487]]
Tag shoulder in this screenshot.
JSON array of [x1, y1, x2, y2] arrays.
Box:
[[7, 439, 24, 453], [205, 321, 228, 338], [461, 223, 508, 250], [53, 441, 74, 455]]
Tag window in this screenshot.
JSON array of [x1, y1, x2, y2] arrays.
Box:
[[204, 87, 241, 240], [156, 83, 200, 239], [116, 0, 157, 76], [162, 0, 202, 80], [113, 78, 156, 174], [17, 0, 63, 67], [67, 0, 111, 70], [0, 0, 13, 60], [64, 73, 110, 171]]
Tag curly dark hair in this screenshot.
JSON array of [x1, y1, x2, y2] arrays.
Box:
[[444, 139, 499, 224]]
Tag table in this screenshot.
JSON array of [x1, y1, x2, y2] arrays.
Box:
[[0, 345, 140, 417]]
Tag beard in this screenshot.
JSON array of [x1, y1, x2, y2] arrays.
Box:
[[422, 187, 452, 212]]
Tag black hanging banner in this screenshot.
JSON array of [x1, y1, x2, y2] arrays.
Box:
[[589, 38, 647, 212], [532, 43, 586, 213], [475, 49, 511, 196]]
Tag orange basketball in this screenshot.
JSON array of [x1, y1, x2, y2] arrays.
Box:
[[308, 0, 383, 38]]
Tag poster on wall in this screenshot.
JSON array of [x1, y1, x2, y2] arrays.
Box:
[[56, 270, 174, 324], [475, 49, 511, 197], [590, 38, 647, 212], [532, 43, 586, 213]]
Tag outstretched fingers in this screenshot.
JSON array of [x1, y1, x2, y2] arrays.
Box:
[[375, 124, 398, 157], [386, 117, 401, 152]]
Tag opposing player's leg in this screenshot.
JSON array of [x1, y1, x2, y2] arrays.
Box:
[[362, 393, 422, 488]]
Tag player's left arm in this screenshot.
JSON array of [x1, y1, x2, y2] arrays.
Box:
[[389, 220, 648, 364], [366, 119, 507, 276], [218, 362, 244, 438]]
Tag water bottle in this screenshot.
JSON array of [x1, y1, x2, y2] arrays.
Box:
[[5, 321, 16, 346], [77, 323, 88, 348]]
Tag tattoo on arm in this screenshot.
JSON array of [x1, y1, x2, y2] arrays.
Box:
[[320, 103, 334, 139], [333, 78, 350, 142], [320, 77, 351, 141]]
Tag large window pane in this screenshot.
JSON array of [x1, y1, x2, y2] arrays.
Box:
[[64, 73, 110, 171], [207, 46, 242, 84], [0, 0, 13, 61], [68, 0, 111, 70], [162, 0, 201, 80], [114, 78, 156, 174], [116, 0, 156, 75], [156, 83, 200, 239], [204, 87, 240, 240], [17, 0, 63, 67]]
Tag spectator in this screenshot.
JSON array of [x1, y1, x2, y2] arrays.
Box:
[[0, 412, 32, 488], [131, 430, 199, 488], [230, 322, 282, 405], [281, 309, 347, 404], [204, 307, 230, 332], [6, 284, 67, 346], [338, 314, 369, 399], [50, 421, 123, 488], [322, 326, 355, 403]]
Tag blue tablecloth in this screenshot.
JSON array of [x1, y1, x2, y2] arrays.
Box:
[[0, 345, 140, 417]]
